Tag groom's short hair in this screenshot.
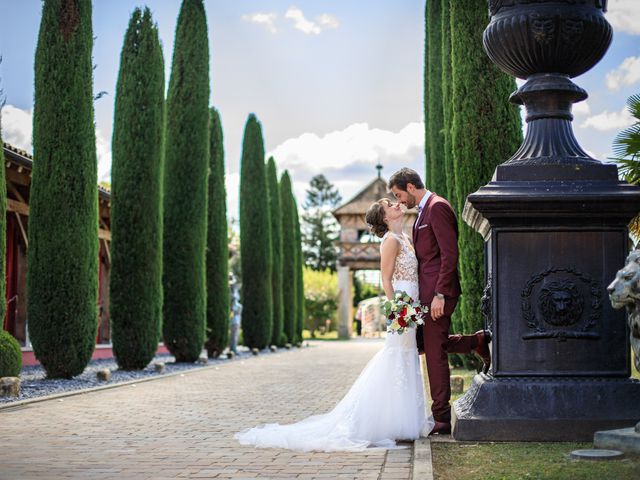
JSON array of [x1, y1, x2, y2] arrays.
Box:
[[388, 168, 424, 191]]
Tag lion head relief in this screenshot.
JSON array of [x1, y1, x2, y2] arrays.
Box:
[[538, 280, 583, 327]]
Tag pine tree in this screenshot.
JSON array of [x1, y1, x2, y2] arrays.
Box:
[[426, 0, 446, 193], [205, 107, 230, 357], [110, 8, 165, 370], [293, 197, 305, 344], [450, 0, 522, 333], [266, 157, 284, 347], [28, 0, 99, 378], [301, 174, 341, 272], [163, 0, 210, 362], [280, 171, 296, 344], [239, 114, 272, 349]]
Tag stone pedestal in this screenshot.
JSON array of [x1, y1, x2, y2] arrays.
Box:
[[337, 265, 353, 339], [453, 0, 640, 441]]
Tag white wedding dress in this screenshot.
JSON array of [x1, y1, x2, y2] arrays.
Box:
[[235, 232, 434, 452]]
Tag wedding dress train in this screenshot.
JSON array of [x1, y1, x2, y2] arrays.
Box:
[[235, 233, 433, 452]]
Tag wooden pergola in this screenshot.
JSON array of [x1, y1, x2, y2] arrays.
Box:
[[332, 172, 416, 339]]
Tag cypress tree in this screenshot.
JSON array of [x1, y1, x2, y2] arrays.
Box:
[[426, 0, 446, 193], [280, 171, 296, 344], [266, 157, 284, 347], [28, 0, 98, 378], [205, 107, 229, 357], [441, 0, 455, 206], [293, 196, 305, 344], [450, 0, 522, 333], [239, 114, 272, 349], [110, 8, 165, 370], [163, 0, 210, 362], [424, 0, 430, 188]]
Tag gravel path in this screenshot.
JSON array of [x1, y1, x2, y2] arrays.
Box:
[[0, 345, 281, 404]]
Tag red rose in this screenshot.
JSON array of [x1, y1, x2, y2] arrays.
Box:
[[389, 312, 395, 320], [400, 306, 407, 316], [411, 315, 416, 321], [415, 307, 422, 313], [398, 317, 407, 327]]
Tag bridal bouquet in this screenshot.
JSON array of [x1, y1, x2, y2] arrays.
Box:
[[382, 291, 428, 335]]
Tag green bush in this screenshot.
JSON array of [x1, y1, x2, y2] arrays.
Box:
[[0, 330, 22, 377], [304, 267, 338, 336]]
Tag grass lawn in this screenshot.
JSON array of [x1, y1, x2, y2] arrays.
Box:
[[433, 355, 640, 479], [431, 441, 640, 480]]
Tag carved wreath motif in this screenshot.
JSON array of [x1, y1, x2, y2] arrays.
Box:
[[489, 0, 607, 17], [521, 266, 602, 341]]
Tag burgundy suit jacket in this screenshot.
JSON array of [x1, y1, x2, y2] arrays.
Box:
[[412, 193, 462, 305]]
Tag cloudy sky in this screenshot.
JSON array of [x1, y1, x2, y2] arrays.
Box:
[[1, 0, 639, 220]]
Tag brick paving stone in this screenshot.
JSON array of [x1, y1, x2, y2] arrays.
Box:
[[0, 339, 415, 480]]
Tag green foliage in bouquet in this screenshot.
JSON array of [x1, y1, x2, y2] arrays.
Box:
[[162, 0, 210, 362], [110, 7, 164, 370], [240, 114, 273, 349], [205, 107, 230, 357], [0, 330, 21, 377], [28, 0, 99, 378]]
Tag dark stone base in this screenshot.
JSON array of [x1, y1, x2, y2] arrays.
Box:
[[452, 374, 640, 441]]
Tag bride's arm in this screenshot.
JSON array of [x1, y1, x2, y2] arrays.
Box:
[[380, 236, 399, 300]]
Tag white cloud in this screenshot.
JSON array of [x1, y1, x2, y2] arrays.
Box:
[[284, 6, 339, 35], [606, 56, 640, 90], [267, 122, 424, 203], [1, 104, 32, 152], [241, 12, 278, 34], [573, 100, 591, 117], [580, 106, 635, 131], [1, 104, 112, 182], [607, 0, 640, 35]]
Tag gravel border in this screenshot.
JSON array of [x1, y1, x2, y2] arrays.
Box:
[[1, 345, 301, 406]]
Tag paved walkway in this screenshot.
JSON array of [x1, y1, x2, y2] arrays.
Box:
[[0, 339, 418, 480]]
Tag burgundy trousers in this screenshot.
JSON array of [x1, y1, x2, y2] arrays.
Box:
[[421, 296, 477, 424]]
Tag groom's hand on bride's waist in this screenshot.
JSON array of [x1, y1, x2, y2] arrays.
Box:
[[431, 295, 445, 320]]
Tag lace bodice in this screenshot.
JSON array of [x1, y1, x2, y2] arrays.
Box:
[[381, 232, 419, 285]]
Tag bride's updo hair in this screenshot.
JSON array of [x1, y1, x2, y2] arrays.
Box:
[[365, 199, 391, 238]]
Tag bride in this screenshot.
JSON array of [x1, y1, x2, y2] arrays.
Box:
[[235, 198, 434, 452]]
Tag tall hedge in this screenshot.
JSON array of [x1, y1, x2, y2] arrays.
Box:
[[28, 0, 98, 378], [426, 0, 446, 193], [110, 8, 165, 370], [280, 171, 296, 344], [163, 0, 210, 362], [450, 0, 522, 333], [293, 197, 305, 344], [266, 157, 284, 347], [205, 107, 229, 357], [239, 114, 272, 349]]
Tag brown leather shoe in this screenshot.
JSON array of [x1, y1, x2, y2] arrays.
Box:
[[429, 420, 451, 435], [473, 330, 492, 374]]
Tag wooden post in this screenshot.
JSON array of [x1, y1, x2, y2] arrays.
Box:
[[337, 265, 353, 339]]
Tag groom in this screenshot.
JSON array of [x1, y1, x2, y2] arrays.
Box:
[[389, 168, 491, 435]]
